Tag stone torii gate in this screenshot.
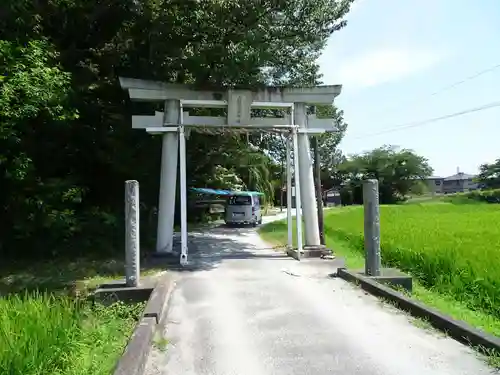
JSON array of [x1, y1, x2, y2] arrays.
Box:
[[119, 78, 342, 264]]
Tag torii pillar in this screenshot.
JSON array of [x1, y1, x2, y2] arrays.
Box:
[[294, 102, 321, 249], [157, 100, 179, 253]]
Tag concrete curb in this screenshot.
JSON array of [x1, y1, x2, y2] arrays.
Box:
[[337, 268, 500, 353], [113, 316, 156, 375], [112, 273, 175, 375], [143, 273, 174, 324]]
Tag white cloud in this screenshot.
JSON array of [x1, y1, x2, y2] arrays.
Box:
[[335, 48, 445, 89]]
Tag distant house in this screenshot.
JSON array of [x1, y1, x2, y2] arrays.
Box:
[[424, 171, 479, 194], [442, 172, 479, 194], [281, 185, 341, 208], [424, 176, 445, 194]]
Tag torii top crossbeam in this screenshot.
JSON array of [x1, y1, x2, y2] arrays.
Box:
[[119, 77, 342, 106], [119, 77, 343, 132]]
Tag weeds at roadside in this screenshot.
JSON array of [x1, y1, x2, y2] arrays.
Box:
[[153, 333, 169, 352], [0, 293, 145, 375], [466, 343, 500, 370], [372, 294, 445, 337]]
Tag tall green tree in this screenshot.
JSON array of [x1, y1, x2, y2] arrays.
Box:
[[1, 0, 355, 259], [0, 40, 81, 258], [338, 145, 433, 204], [476, 159, 500, 189], [314, 105, 348, 190]]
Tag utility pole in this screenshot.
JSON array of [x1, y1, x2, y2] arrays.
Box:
[[312, 136, 325, 245]]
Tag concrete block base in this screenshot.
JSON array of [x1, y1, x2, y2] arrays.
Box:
[[94, 283, 154, 305], [303, 245, 332, 258], [286, 248, 302, 260], [343, 268, 413, 293], [93, 277, 159, 305], [286, 246, 334, 261]]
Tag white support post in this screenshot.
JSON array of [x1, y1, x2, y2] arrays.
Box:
[[156, 100, 179, 254], [125, 180, 140, 287], [294, 102, 321, 247], [179, 107, 188, 266], [286, 134, 293, 249], [291, 127, 303, 259]]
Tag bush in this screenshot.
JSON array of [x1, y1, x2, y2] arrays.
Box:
[[446, 189, 500, 204]]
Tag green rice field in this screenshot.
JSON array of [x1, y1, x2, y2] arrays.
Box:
[[260, 202, 500, 332], [325, 203, 500, 316]]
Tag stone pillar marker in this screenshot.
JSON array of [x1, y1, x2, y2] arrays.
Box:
[[363, 179, 381, 276], [125, 180, 140, 287]]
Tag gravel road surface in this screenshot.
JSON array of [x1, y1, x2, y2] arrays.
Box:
[[145, 214, 494, 375]]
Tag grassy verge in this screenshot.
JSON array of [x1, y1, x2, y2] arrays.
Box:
[[0, 293, 144, 375], [0, 256, 164, 374], [0, 257, 163, 296], [259, 214, 500, 338]]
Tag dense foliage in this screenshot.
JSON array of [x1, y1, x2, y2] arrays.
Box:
[[337, 145, 433, 204], [476, 158, 500, 189], [446, 189, 500, 204], [0, 0, 353, 260]]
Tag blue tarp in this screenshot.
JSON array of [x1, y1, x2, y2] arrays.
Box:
[[190, 187, 264, 196], [190, 188, 230, 195]]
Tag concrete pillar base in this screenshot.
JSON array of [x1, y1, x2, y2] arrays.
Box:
[[286, 245, 333, 259], [303, 245, 332, 258]]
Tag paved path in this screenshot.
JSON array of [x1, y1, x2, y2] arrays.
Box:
[[145, 214, 494, 375]]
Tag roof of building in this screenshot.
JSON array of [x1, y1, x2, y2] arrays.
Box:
[[443, 172, 475, 181]]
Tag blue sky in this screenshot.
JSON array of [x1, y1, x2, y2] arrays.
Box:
[[317, 0, 500, 177]]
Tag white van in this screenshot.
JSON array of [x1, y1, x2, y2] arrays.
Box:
[[225, 193, 262, 226]]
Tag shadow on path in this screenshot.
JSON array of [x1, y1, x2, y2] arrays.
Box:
[[145, 224, 287, 273], [0, 223, 284, 296]]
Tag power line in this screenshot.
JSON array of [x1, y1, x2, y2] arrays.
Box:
[[428, 62, 500, 97], [365, 62, 500, 116], [350, 100, 500, 140]]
